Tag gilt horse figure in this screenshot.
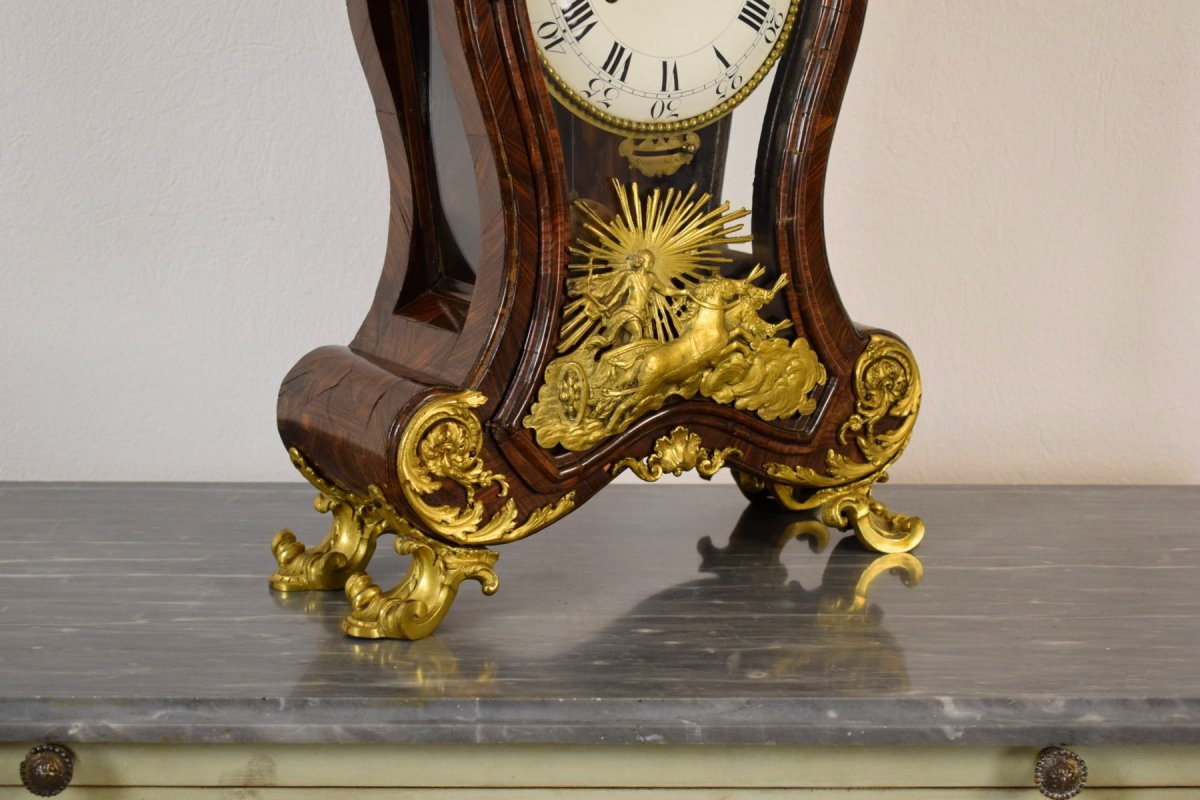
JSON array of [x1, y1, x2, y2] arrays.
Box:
[[607, 269, 785, 427]]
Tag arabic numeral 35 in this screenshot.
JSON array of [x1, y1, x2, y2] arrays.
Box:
[[715, 72, 744, 99], [764, 12, 785, 44], [584, 77, 619, 109], [650, 98, 681, 120]]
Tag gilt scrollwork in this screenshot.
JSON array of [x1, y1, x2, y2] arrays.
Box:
[[612, 426, 741, 482], [618, 133, 701, 177], [809, 481, 926, 554], [342, 535, 501, 641], [271, 389, 577, 639], [269, 448, 507, 639], [766, 334, 921, 489], [747, 334, 925, 554], [399, 390, 575, 546]]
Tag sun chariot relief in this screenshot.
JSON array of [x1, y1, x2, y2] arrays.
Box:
[[526, 182, 827, 452]]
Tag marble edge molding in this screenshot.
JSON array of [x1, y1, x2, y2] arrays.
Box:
[[1, 697, 1198, 746]]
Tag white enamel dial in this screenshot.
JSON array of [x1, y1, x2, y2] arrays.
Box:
[[526, 0, 800, 134]]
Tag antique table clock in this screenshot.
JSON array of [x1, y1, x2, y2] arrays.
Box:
[[270, 0, 923, 639]]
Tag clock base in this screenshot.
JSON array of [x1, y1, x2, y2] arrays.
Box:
[[269, 451, 921, 641]]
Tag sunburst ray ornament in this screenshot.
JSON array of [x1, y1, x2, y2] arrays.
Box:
[[559, 180, 753, 351], [525, 180, 827, 452]]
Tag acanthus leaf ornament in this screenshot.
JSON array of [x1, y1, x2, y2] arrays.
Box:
[[613, 426, 741, 482], [267, 449, 501, 640], [269, 449, 387, 593], [400, 391, 575, 547], [270, 387, 578, 641], [342, 537, 501, 641]]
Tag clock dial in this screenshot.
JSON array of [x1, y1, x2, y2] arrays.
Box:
[[527, 0, 800, 135]]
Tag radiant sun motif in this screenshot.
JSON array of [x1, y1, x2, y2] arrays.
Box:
[[524, 180, 828, 452], [559, 180, 752, 350]]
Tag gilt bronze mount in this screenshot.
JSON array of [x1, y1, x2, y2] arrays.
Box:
[[269, 0, 924, 639]]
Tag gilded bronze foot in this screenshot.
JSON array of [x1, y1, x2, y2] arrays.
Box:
[[729, 333, 924, 553], [270, 490, 386, 592], [273, 447, 514, 638], [813, 481, 925, 554], [270, 447, 389, 592], [342, 529, 499, 640], [733, 471, 925, 555]]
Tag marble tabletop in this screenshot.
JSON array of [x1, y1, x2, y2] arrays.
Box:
[[0, 482, 1197, 746]]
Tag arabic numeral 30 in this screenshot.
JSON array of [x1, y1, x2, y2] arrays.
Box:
[[650, 98, 680, 120]]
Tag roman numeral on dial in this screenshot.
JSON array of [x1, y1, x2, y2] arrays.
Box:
[[601, 41, 632, 81], [561, 0, 597, 41], [738, 0, 771, 31], [660, 60, 680, 92]]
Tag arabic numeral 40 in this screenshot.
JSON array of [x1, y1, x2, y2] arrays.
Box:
[[536, 20, 566, 53]]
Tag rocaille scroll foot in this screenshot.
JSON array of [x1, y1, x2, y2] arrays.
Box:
[[269, 448, 501, 640], [271, 402, 573, 639], [813, 480, 925, 554], [270, 451, 386, 592], [342, 531, 499, 640], [733, 471, 925, 555]]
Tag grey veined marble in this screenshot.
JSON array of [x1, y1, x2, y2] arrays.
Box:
[[0, 483, 1198, 746]]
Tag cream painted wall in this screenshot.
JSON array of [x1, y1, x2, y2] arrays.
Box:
[[2, 1, 1198, 484]]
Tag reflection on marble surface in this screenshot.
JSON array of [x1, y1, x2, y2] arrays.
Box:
[[1, 483, 1198, 745], [280, 505, 922, 698]]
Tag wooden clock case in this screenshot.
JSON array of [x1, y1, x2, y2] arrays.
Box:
[[269, 0, 923, 639]]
